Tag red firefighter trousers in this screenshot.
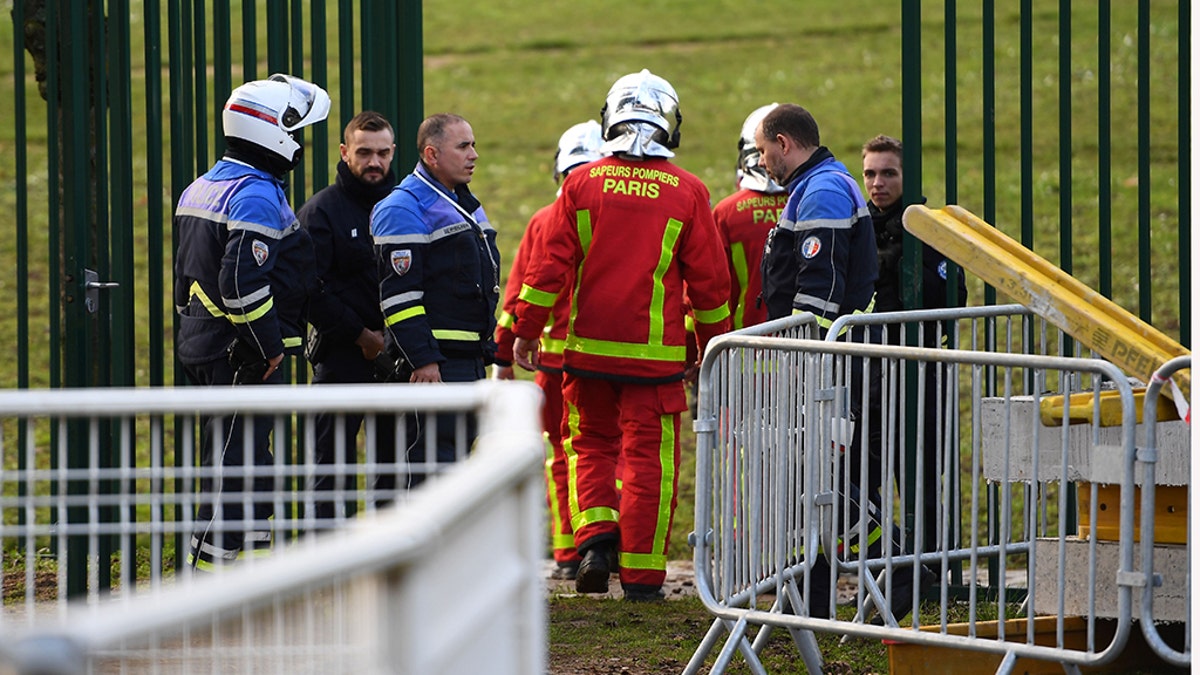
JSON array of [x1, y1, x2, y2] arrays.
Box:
[[536, 369, 578, 564], [561, 373, 687, 588]]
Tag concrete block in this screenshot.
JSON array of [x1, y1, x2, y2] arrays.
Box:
[[980, 396, 1189, 484], [1032, 538, 1188, 622]]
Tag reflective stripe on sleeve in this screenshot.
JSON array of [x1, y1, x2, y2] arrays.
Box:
[[692, 302, 730, 325], [519, 284, 558, 308], [384, 305, 426, 326]]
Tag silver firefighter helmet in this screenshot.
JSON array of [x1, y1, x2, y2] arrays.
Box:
[[223, 73, 332, 166], [554, 120, 605, 183], [737, 103, 784, 193], [599, 69, 681, 159]]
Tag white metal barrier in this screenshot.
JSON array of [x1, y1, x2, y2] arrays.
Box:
[[0, 381, 547, 674], [686, 332, 1189, 674]]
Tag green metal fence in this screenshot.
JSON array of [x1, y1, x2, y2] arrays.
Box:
[[4, 0, 423, 595], [901, 0, 1189, 347]]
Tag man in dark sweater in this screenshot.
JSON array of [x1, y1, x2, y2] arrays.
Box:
[[862, 134, 967, 551], [300, 111, 398, 520]]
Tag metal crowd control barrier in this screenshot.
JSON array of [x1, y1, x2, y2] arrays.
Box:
[[685, 332, 1181, 674], [0, 381, 547, 673], [1139, 356, 1192, 668]]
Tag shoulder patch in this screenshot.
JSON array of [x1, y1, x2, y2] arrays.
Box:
[[801, 236, 822, 259], [391, 249, 413, 276], [251, 240, 269, 266], [938, 260, 949, 280]]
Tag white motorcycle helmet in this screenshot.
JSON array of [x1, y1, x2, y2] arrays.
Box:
[[553, 120, 604, 183], [222, 73, 332, 167], [599, 69, 681, 159], [737, 103, 784, 193]]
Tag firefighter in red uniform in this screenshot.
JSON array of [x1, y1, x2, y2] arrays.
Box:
[[513, 70, 731, 601], [713, 103, 789, 330], [495, 120, 605, 581]]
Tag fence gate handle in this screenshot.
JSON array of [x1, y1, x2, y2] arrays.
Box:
[[84, 268, 120, 314]]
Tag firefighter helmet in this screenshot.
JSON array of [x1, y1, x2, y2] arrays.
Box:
[[737, 103, 784, 193], [553, 120, 604, 183], [599, 69, 681, 158], [222, 73, 331, 167]]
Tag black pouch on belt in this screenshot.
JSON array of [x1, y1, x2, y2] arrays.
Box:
[[227, 337, 270, 384]]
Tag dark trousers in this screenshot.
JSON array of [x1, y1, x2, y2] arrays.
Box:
[[185, 357, 282, 568], [311, 345, 397, 519], [402, 356, 486, 491]]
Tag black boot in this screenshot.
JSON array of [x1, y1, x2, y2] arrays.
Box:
[[575, 540, 615, 594]]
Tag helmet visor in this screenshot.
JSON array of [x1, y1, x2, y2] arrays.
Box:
[[269, 74, 330, 131]]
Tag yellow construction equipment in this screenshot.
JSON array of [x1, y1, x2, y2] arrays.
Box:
[[903, 205, 1190, 421]]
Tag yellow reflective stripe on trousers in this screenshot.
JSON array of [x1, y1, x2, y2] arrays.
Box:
[[809, 294, 877, 337], [648, 218, 684, 345], [620, 551, 667, 572], [385, 305, 425, 326], [563, 399, 584, 528], [519, 284, 558, 308], [432, 329, 481, 341], [544, 434, 574, 551], [730, 241, 750, 329], [564, 397, 621, 531], [617, 413, 675, 573], [844, 523, 883, 555]]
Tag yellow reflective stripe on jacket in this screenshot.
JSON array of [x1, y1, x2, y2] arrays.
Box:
[[519, 284, 558, 308], [730, 241, 750, 329], [432, 329, 482, 341], [189, 281, 225, 317], [385, 305, 426, 326], [283, 336, 302, 349], [648, 218, 684, 345], [497, 309, 515, 329], [565, 335, 686, 361], [227, 298, 273, 324], [193, 280, 273, 324], [684, 314, 695, 333], [692, 302, 730, 325], [541, 336, 567, 354]]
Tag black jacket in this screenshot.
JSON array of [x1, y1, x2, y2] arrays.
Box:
[[300, 161, 396, 359], [870, 199, 967, 341]]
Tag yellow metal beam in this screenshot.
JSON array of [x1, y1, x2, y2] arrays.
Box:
[[903, 205, 1190, 414]]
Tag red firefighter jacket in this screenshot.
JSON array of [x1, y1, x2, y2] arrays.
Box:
[[496, 203, 571, 372], [712, 187, 788, 330], [514, 156, 731, 383]]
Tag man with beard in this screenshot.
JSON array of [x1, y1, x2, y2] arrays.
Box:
[[301, 111, 398, 519]]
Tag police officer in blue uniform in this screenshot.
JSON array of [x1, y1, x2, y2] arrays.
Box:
[[371, 113, 500, 487], [173, 74, 331, 571]]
